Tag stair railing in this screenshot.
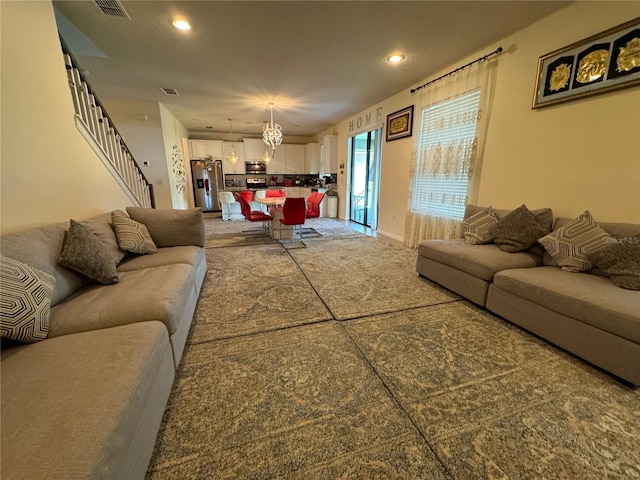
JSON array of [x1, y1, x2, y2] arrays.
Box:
[[61, 42, 154, 208]]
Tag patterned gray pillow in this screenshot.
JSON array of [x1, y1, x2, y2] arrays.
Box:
[[111, 210, 158, 254], [0, 256, 55, 342], [58, 220, 119, 284], [586, 234, 640, 290], [538, 211, 611, 272], [462, 207, 498, 245], [490, 204, 549, 253]]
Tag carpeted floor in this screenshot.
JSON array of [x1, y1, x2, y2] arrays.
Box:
[[147, 218, 640, 479]]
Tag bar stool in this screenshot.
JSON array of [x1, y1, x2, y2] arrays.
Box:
[[254, 189, 267, 213], [218, 191, 235, 221]]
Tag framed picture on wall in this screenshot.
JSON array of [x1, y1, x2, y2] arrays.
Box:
[[385, 105, 414, 141], [532, 17, 640, 109]]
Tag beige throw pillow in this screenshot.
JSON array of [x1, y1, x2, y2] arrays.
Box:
[[538, 211, 611, 272], [462, 207, 498, 245], [111, 210, 158, 254]]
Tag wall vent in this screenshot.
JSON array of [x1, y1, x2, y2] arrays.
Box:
[[93, 0, 131, 19], [160, 87, 180, 96]]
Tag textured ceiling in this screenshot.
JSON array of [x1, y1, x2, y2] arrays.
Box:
[[53, 1, 571, 137]]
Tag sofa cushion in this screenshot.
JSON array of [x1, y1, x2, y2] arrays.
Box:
[[117, 246, 205, 272], [0, 256, 55, 343], [0, 321, 174, 480], [586, 235, 640, 290], [490, 204, 549, 253], [0, 222, 86, 306], [111, 210, 158, 254], [82, 213, 127, 265], [493, 266, 640, 344], [539, 211, 611, 272], [49, 264, 194, 338], [417, 238, 541, 281], [461, 207, 498, 245], [58, 220, 119, 285], [126, 207, 205, 247]]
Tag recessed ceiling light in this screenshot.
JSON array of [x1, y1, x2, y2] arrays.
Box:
[[387, 54, 405, 64], [172, 19, 191, 30]]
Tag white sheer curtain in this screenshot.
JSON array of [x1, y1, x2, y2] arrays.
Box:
[[404, 57, 498, 248]]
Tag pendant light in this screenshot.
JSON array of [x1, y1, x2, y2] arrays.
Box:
[[262, 102, 282, 156], [227, 118, 238, 164]]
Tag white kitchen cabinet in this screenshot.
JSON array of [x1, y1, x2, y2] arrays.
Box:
[[222, 142, 245, 174], [320, 135, 338, 174], [305, 143, 320, 174], [243, 138, 267, 162], [267, 146, 285, 174], [284, 144, 305, 174], [188, 139, 223, 159]]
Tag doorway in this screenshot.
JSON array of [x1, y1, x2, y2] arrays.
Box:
[[349, 128, 381, 229]]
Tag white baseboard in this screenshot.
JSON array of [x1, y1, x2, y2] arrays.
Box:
[[376, 229, 404, 243]]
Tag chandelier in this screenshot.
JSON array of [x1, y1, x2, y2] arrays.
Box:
[[261, 146, 271, 163], [262, 102, 282, 156], [227, 118, 239, 164]]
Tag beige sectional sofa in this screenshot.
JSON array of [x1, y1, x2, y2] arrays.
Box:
[[417, 205, 640, 386], [1, 208, 207, 479]]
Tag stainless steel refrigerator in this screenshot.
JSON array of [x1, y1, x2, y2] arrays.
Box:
[[190, 159, 224, 212]]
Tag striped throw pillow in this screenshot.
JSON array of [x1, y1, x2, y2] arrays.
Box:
[[462, 207, 498, 245], [111, 210, 157, 254], [0, 256, 55, 342], [538, 211, 611, 272]]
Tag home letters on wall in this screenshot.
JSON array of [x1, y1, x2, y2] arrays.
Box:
[[532, 17, 640, 108]]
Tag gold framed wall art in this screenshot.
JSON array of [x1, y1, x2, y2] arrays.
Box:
[[385, 105, 414, 141], [532, 17, 640, 109]]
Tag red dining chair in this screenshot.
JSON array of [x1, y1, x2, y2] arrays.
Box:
[[279, 197, 307, 238], [266, 189, 286, 198], [238, 190, 254, 203], [306, 192, 325, 218], [234, 192, 272, 234], [306, 191, 318, 207]]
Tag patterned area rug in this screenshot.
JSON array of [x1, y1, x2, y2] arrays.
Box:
[[147, 219, 640, 479], [205, 217, 365, 247]]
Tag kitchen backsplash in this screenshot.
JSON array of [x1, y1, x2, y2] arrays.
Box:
[[225, 174, 334, 188]]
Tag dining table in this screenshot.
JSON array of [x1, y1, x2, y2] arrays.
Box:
[[257, 197, 291, 239]]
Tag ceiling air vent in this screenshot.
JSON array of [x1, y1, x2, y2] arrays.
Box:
[[93, 0, 131, 19], [160, 87, 180, 96]]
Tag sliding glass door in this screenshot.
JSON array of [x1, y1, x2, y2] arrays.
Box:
[[349, 129, 381, 229]]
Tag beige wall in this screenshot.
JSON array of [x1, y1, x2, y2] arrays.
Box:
[[101, 99, 174, 209], [478, 2, 640, 223], [159, 103, 191, 209], [328, 1, 640, 240], [1, 0, 132, 234]]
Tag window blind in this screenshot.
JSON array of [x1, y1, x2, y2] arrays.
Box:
[[412, 89, 481, 220]]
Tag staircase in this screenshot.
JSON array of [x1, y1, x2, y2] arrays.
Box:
[[62, 43, 154, 208]]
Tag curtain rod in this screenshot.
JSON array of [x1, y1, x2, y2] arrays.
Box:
[[410, 46, 503, 94]]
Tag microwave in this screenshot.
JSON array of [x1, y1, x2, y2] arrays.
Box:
[[246, 162, 266, 174]]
